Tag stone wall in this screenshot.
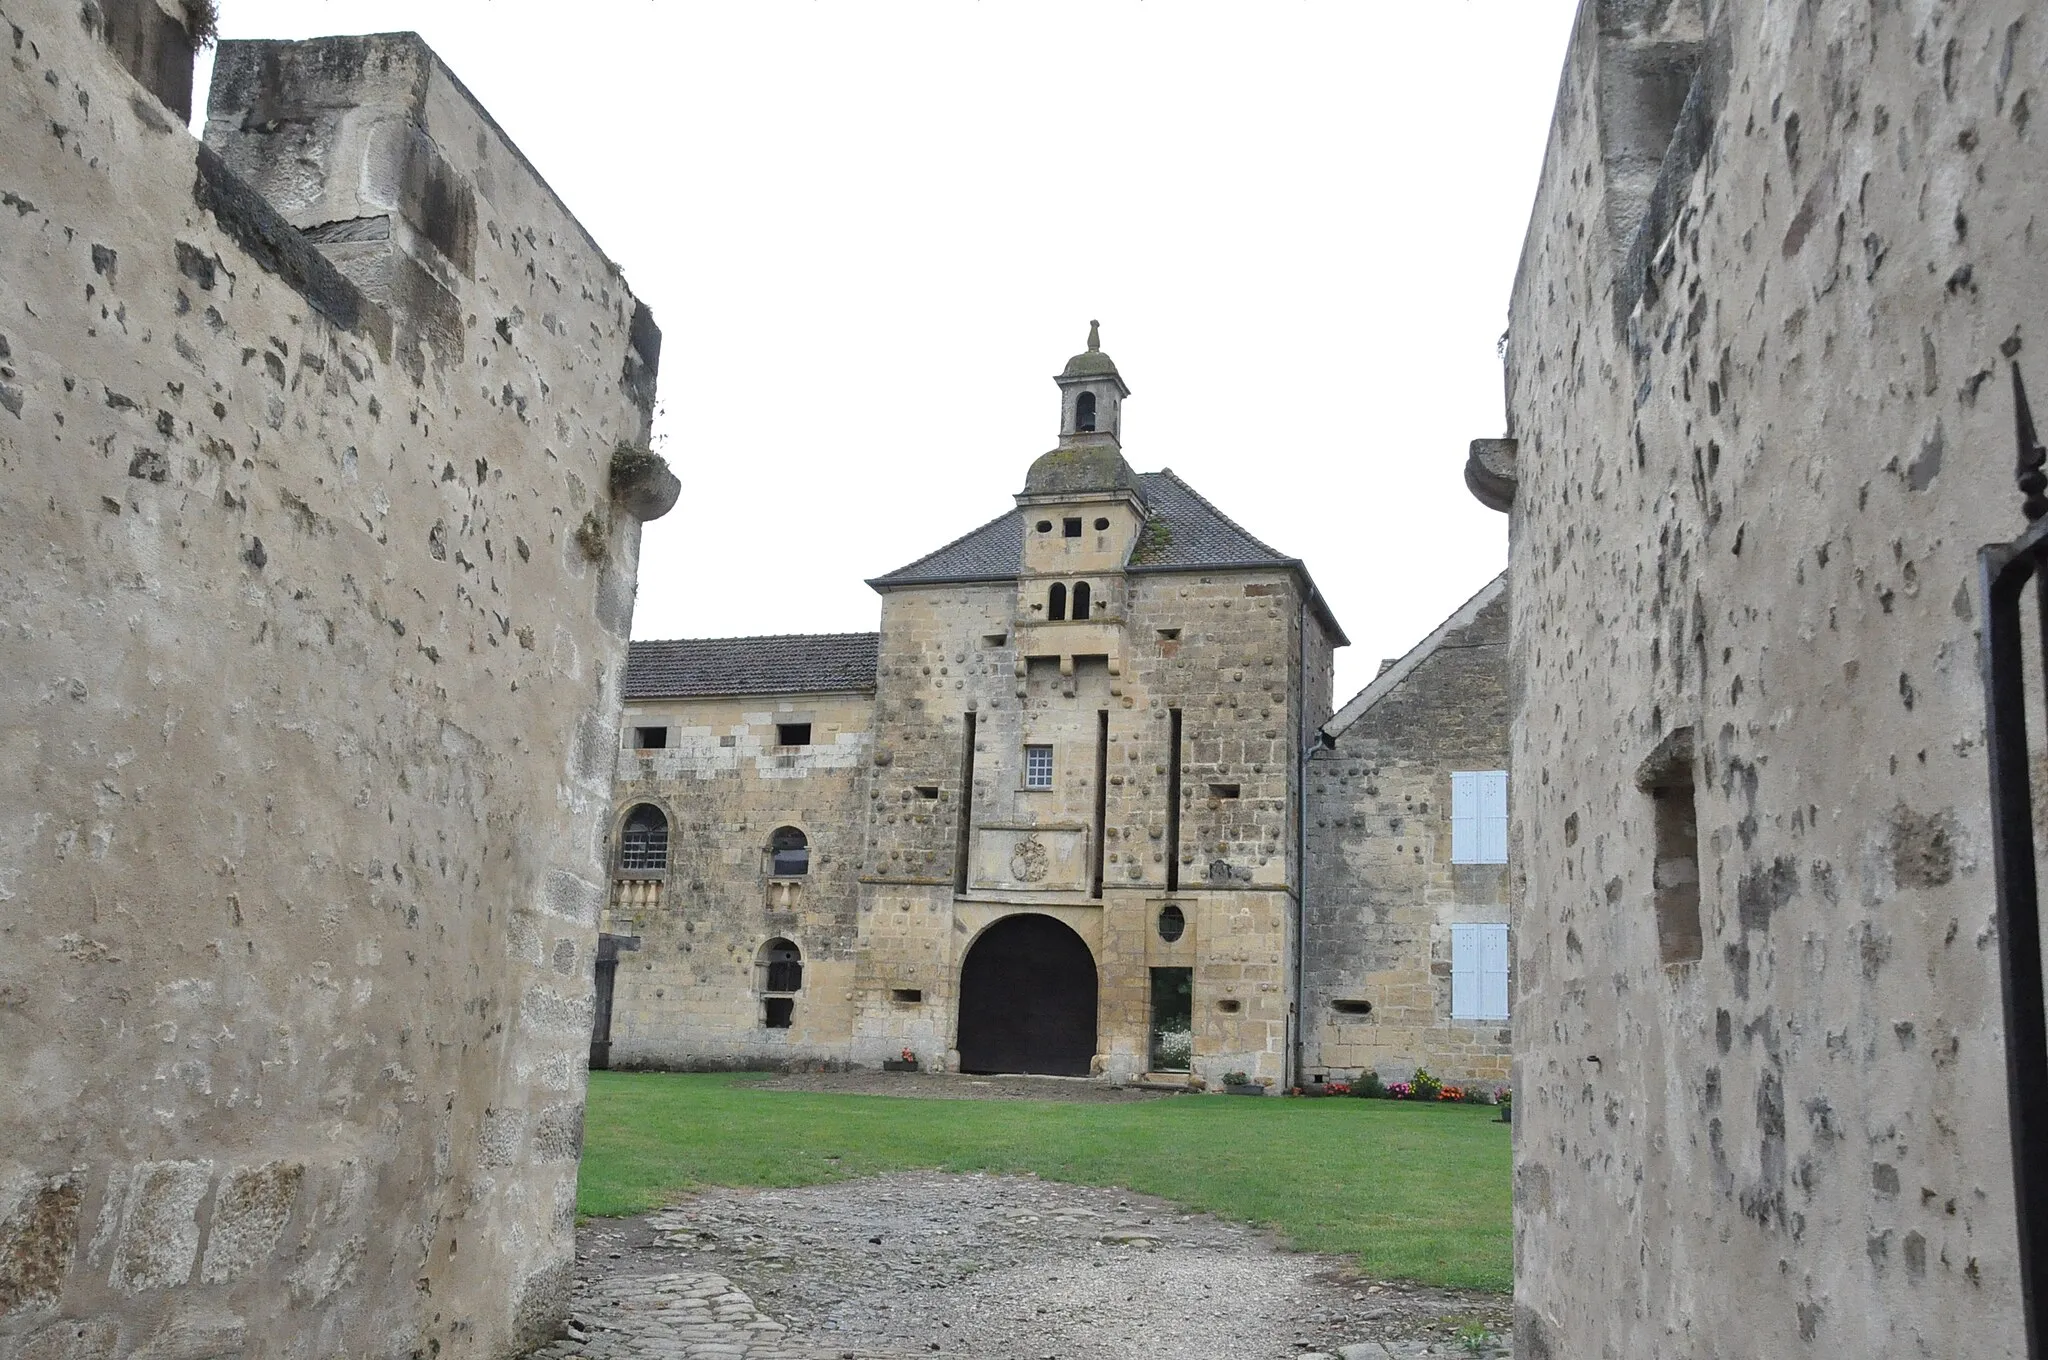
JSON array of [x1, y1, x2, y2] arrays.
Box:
[[0, 6, 665, 1356], [605, 692, 874, 1068], [1304, 577, 1511, 1086], [1491, 0, 2043, 1355]]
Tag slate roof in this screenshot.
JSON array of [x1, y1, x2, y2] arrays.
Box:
[[624, 633, 880, 700], [1123, 470, 1290, 571], [868, 470, 1291, 585], [866, 468, 1344, 642]]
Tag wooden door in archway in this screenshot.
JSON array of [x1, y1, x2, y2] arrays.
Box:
[[956, 914, 1098, 1076]]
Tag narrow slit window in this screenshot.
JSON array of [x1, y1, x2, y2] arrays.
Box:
[[1209, 783, 1240, 800], [1025, 744, 1054, 789], [1651, 780, 1703, 964], [891, 988, 923, 1005], [1331, 998, 1374, 1016], [1047, 582, 1067, 621], [1072, 582, 1092, 620], [1166, 709, 1183, 892], [954, 712, 977, 894], [914, 785, 940, 799]]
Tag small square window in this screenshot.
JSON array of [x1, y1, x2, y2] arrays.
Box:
[[1062, 517, 1083, 538], [632, 725, 667, 750], [777, 722, 812, 747], [1025, 745, 1054, 789]]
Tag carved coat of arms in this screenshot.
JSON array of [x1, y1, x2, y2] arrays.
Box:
[[1009, 836, 1050, 883]]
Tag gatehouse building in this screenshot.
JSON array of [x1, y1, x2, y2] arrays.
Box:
[[600, 329, 1511, 1089]]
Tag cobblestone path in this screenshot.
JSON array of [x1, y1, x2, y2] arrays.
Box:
[[523, 1173, 1510, 1360]]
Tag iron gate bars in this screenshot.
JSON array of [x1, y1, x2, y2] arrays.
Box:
[[1978, 362, 2048, 1360]]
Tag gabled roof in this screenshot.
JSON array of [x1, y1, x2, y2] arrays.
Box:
[[1323, 573, 1507, 739], [866, 468, 1345, 643], [625, 633, 880, 700]]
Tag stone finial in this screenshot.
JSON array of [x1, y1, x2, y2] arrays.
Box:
[[1087, 320, 1100, 352]]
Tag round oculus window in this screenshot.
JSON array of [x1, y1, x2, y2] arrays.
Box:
[[1094, 517, 1110, 530], [1036, 520, 1054, 533], [1157, 904, 1187, 943]]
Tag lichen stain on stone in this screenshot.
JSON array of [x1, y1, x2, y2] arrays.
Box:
[[0, 1171, 84, 1316], [1736, 855, 1799, 932], [1889, 805, 1957, 888]]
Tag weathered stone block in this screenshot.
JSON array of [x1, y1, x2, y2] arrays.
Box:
[[197, 1161, 303, 1285], [107, 1161, 211, 1295]]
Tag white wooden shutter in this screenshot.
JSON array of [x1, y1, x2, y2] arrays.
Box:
[[1451, 774, 1478, 863], [1480, 771, 1509, 864], [1451, 924, 1479, 1019], [1480, 924, 1510, 1020]]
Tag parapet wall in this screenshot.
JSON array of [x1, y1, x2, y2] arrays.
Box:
[[0, 3, 668, 1355]]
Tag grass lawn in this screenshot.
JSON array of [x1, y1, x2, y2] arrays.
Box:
[[578, 1071, 1512, 1291]]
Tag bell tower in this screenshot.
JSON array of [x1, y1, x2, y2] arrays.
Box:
[[1055, 320, 1130, 444]]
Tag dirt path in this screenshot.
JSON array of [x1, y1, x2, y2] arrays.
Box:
[[530, 1172, 1510, 1360]]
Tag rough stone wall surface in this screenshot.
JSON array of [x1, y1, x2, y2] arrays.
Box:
[[1500, 1, 2042, 1355], [605, 693, 874, 1068], [1304, 582, 1511, 1086], [0, 9, 657, 1357]]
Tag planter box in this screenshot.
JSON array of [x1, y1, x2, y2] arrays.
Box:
[[1223, 1082, 1264, 1096], [882, 1059, 919, 1072]]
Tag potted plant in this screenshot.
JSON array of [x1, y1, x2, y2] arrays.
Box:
[[1221, 1070, 1262, 1095], [1496, 1087, 1513, 1123], [882, 1047, 919, 1072]]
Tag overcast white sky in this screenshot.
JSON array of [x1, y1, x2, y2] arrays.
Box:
[[199, 1, 1578, 701]]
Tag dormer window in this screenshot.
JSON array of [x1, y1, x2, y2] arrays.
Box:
[[1048, 582, 1067, 621], [1072, 582, 1091, 620], [1075, 391, 1097, 432]]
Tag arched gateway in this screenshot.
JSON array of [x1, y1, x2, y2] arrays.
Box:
[[956, 913, 1098, 1076]]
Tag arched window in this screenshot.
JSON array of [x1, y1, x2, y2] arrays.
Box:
[[1048, 582, 1067, 621], [1072, 581, 1091, 620], [759, 938, 803, 993], [619, 804, 669, 873], [1075, 391, 1097, 432], [770, 825, 809, 877]]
